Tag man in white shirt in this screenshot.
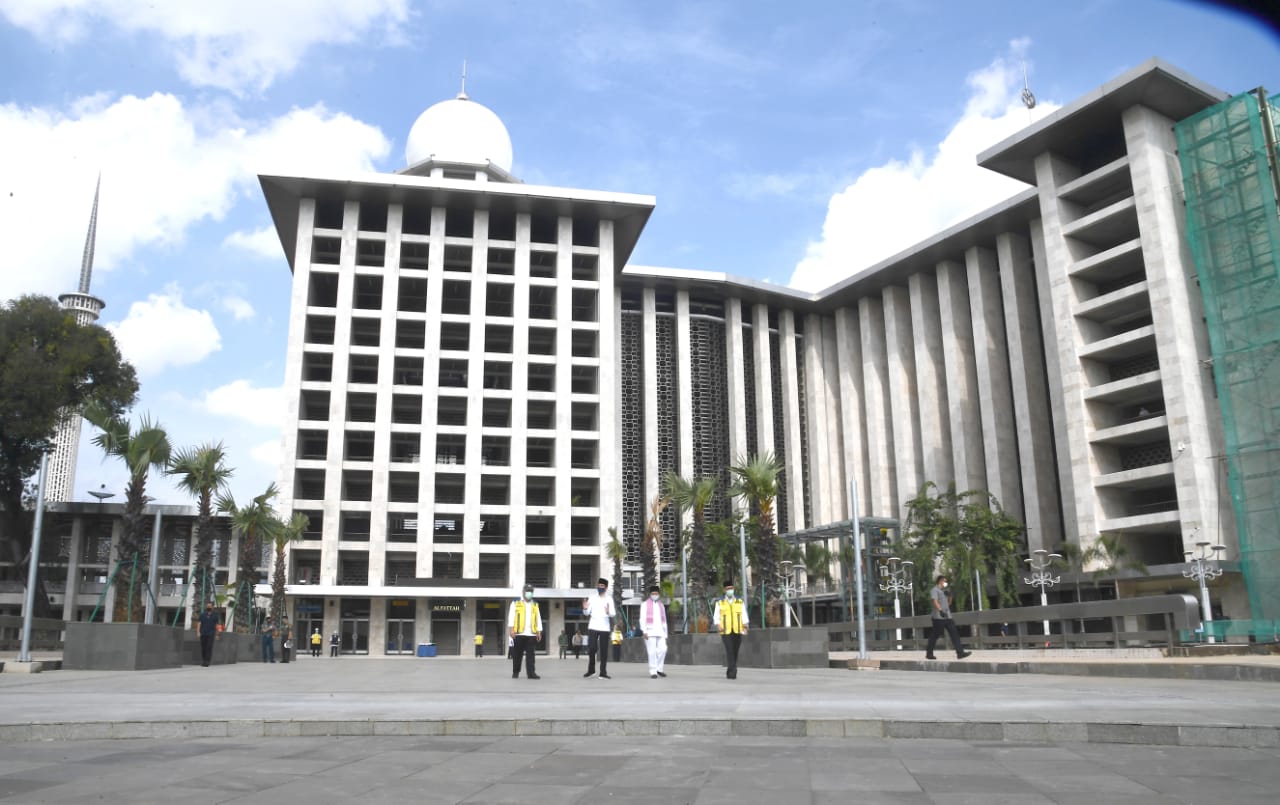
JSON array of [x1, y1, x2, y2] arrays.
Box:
[[640, 584, 668, 679], [507, 583, 543, 679], [582, 576, 616, 679]]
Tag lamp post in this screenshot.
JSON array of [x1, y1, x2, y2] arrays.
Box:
[[1024, 549, 1062, 639], [878, 557, 913, 650], [779, 560, 799, 627], [1183, 541, 1225, 644]]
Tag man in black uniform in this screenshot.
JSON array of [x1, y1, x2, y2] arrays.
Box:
[[197, 602, 220, 667]]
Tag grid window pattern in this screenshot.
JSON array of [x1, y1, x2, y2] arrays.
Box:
[[653, 313, 679, 560], [689, 315, 730, 563]]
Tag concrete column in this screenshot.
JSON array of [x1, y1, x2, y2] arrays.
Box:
[[752, 304, 775, 466], [553, 217, 575, 575], [802, 313, 830, 521], [460, 211, 493, 581], [936, 260, 986, 495], [998, 231, 1062, 551], [1123, 104, 1227, 556], [821, 316, 846, 518], [725, 297, 749, 480], [834, 307, 869, 514], [883, 285, 922, 521], [966, 245, 1023, 518], [676, 290, 694, 488], [62, 517, 83, 622], [778, 310, 806, 531], [597, 220, 620, 556], [417, 204, 450, 578], [1033, 153, 1095, 545], [858, 296, 894, 518], [643, 289, 660, 517], [908, 272, 952, 491], [278, 196, 316, 505]]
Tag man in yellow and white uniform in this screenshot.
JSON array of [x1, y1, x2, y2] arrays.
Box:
[[713, 581, 749, 679], [507, 583, 543, 679]]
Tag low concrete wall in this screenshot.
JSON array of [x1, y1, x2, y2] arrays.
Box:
[[64, 623, 185, 671], [621, 627, 829, 669], [181, 631, 260, 666]]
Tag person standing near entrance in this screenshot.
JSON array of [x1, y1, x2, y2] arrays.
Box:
[[713, 581, 748, 679], [474, 631, 484, 658], [280, 619, 292, 664], [640, 585, 668, 679], [197, 602, 219, 667], [507, 583, 542, 679], [329, 630, 340, 657], [310, 628, 322, 657], [261, 625, 276, 663], [582, 577, 616, 679], [926, 575, 971, 660]]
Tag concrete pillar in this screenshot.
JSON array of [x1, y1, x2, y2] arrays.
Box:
[[802, 313, 830, 521], [908, 272, 953, 491], [62, 516, 83, 622], [936, 260, 986, 495], [858, 296, 894, 518], [965, 245, 1023, 518], [597, 220, 621, 552], [752, 304, 775, 465], [676, 290, 695, 488], [821, 316, 846, 517], [643, 288, 660, 515], [724, 298, 749, 496], [883, 285, 922, 521], [998, 231, 1062, 551], [834, 307, 869, 514], [778, 310, 806, 531], [1123, 104, 1227, 556]]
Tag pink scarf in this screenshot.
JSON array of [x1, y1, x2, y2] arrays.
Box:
[[644, 598, 666, 627]]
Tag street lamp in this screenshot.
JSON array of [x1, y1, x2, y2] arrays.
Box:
[[1183, 541, 1225, 644], [1024, 549, 1062, 639], [878, 557, 913, 650], [779, 560, 799, 627]]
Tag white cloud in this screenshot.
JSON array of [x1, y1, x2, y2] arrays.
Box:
[[107, 287, 221, 375], [221, 295, 256, 320], [203, 379, 285, 429], [0, 92, 390, 302], [0, 0, 411, 93], [223, 226, 284, 260], [789, 42, 1059, 293], [250, 438, 283, 470]]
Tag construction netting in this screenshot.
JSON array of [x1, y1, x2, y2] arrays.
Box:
[[1176, 89, 1280, 631]]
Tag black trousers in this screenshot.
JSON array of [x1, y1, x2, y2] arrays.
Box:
[[200, 634, 215, 666], [927, 618, 965, 656], [512, 634, 537, 677], [584, 629, 610, 675], [721, 633, 743, 678]]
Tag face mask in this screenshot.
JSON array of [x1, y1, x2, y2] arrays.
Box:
[[597, 586, 607, 594], [650, 594, 659, 601], [940, 581, 948, 589], [524, 592, 533, 600], [725, 590, 735, 599]]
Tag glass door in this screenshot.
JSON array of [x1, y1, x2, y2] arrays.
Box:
[[386, 619, 415, 654], [340, 618, 369, 654]]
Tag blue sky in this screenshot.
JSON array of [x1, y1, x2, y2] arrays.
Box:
[[1, 0, 1277, 507]]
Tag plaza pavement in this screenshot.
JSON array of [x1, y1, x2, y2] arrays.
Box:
[[1, 651, 1278, 749]]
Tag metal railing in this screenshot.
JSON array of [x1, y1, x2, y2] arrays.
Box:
[[829, 594, 1203, 651]]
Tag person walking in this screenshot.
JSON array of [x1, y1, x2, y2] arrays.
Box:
[[925, 575, 972, 660], [557, 630, 568, 659], [582, 577, 616, 679], [474, 631, 484, 658], [261, 625, 276, 663], [310, 628, 322, 658], [507, 583, 542, 679], [574, 626, 585, 659], [713, 581, 748, 679], [197, 602, 220, 667], [279, 619, 292, 664], [329, 630, 340, 657], [640, 584, 668, 679]]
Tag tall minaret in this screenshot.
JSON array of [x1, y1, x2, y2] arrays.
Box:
[[48, 177, 108, 503]]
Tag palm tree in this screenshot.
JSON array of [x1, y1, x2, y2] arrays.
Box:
[[216, 483, 281, 633], [84, 406, 171, 623], [665, 472, 717, 628], [168, 442, 233, 623], [642, 494, 670, 596], [271, 512, 308, 632], [728, 452, 783, 618], [800, 542, 835, 625], [1085, 533, 1149, 592], [605, 526, 626, 625]]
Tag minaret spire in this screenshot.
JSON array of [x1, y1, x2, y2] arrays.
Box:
[[78, 173, 101, 294], [458, 60, 469, 101]]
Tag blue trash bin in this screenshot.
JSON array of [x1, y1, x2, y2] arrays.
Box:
[[417, 643, 436, 658]]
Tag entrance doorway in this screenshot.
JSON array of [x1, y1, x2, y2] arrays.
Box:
[[340, 598, 370, 655], [385, 599, 416, 654], [430, 599, 462, 655]]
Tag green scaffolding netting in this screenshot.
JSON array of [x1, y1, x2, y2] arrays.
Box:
[[1176, 90, 1280, 630]]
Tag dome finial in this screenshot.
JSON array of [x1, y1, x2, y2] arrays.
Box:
[[458, 59, 469, 101]]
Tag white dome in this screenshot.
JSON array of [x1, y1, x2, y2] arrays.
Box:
[[405, 96, 513, 173]]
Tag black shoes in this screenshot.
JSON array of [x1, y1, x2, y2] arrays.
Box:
[[650, 673, 657, 679], [583, 670, 594, 678], [656, 671, 666, 678], [925, 655, 937, 660], [512, 672, 519, 678], [528, 674, 540, 679], [957, 651, 972, 659], [598, 673, 611, 679]]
